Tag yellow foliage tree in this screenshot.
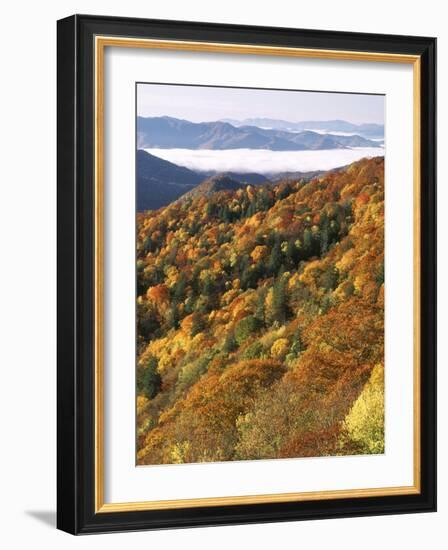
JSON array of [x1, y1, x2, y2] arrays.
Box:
[[270, 338, 290, 361], [342, 363, 384, 454], [250, 245, 268, 263]]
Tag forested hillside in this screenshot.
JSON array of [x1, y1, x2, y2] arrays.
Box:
[[136, 156, 385, 464]]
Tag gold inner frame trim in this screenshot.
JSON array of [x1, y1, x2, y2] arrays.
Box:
[[94, 35, 422, 513]]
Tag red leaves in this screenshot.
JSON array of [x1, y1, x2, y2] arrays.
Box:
[[146, 283, 169, 304], [356, 192, 370, 206], [279, 426, 341, 458]]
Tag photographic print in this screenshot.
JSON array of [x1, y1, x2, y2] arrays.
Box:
[[57, 17, 436, 533], [135, 83, 385, 466]]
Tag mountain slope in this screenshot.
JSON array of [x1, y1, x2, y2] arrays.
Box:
[[137, 116, 382, 150], [136, 149, 205, 211], [136, 156, 385, 464], [137, 150, 272, 211]]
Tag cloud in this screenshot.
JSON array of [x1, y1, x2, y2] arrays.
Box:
[[144, 148, 384, 174]]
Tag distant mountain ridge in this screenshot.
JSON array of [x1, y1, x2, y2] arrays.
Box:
[[137, 116, 382, 151], [220, 118, 384, 139]]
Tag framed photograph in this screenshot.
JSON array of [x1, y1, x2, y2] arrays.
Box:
[[57, 14, 436, 534]]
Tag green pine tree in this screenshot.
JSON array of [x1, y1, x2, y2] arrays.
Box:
[[137, 355, 162, 400], [271, 275, 289, 323]]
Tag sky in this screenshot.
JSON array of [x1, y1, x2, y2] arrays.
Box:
[[137, 83, 384, 125]]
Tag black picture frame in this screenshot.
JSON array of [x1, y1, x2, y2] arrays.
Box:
[[57, 14, 436, 535]]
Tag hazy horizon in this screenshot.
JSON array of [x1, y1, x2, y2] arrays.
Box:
[[137, 83, 384, 125]]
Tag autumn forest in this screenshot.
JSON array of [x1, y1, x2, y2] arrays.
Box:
[[136, 155, 385, 465]]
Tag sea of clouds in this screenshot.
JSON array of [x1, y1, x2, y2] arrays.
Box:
[[144, 147, 384, 175]]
